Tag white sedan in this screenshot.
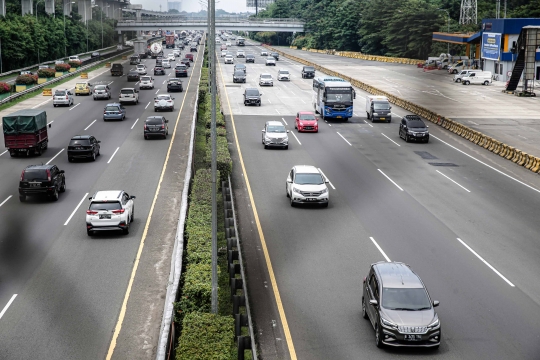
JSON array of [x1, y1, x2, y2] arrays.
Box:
[[261, 50, 268, 56], [154, 94, 175, 111], [224, 55, 234, 64], [162, 59, 171, 68], [221, 50, 227, 57], [167, 53, 175, 61], [136, 64, 147, 75], [265, 57, 276, 66], [140, 76, 154, 89]]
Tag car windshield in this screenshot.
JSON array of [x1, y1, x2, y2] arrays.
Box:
[[267, 125, 286, 133], [137, 65, 144, 68], [146, 118, 164, 125], [121, 89, 134, 94], [76, 83, 86, 87], [129, 71, 138, 75], [157, 95, 171, 100], [236, 64, 245, 68], [106, 106, 120, 111], [304, 67, 315, 71], [95, 85, 107, 90], [89, 202, 122, 211], [141, 77, 151, 81], [408, 120, 426, 128], [55, 91, 66, 96], [326, 93, 352, 102], [234, 71, 244, 76], [295, 173, 324, 185], [267, 57, 275, 61], [279, 70, 289, 74], [22, 169, 48, 181], [381, 288, 432, 311], [299, 114, 316, 120], [245, 90, 259, 96], [261, 75, 272, 79], [374, 103, 390, 110], [69, 139, 90, 146]]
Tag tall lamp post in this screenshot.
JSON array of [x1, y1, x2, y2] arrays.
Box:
[[437, 8, 450, 55]]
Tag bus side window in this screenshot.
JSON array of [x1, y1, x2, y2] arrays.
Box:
[[313, 80, 318, 90]]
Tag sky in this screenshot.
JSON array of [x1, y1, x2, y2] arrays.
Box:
[[135, 0, 251, 14]]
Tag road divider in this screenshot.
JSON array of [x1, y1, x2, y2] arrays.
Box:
[[266, 45, 540, 175]]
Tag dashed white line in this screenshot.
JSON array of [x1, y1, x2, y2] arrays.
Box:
[[135, 81, 139, 86], [436, 170, 471, 192], [301, 99, 306, 104], [32, 99, 52, 108], [377, 169, 404, 191], [64, 192, 89, 226], [290, 131, 302, 145], [381, 133, 401, 147], [469, 121, 479, 125], [337, 132, 352, 146], [0, 150, 8, 156], [69, 103, 80, 111], [0, 195, 12, 207], [268, 99, 272, 104], [162, 80, 167, 84], [46, 149, 64, 164], [155, 89, 160, 94], [145, 102, 151, 109], [131, 118, 140, 130], [391, 113, 402, 118], [353, 113, 358, 116], [108, 147, 120, 164], [370, 237, 391, 262], [363, 120, 374, 128], [317, 168, 336, 190], [84, 120, 97, 131], [0, 294, 17, 320], [276, 109, 281, 115], [456, 238, 515, 287]]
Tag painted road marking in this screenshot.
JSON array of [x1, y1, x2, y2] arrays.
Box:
[[46, 149, 64, 164], [145, 102, 151, 109], [0, 294, 17, 320], [337, 132, 352, 146], [281, 118, 288, 126], [370, 237, 391, 262], [436, 170, 470, 192], [107, 147, 120, 164], [0, 150, 7, 156], [69, 103, 80, 111], [363, 120, 374, 128], [64, 193, 89, 226], [131, 118, 140, 130], [290, 131, 301, 146], [317, 168, 336, 190], [84, 120, 97, 131], [377, 169, 403, 191], [0, 195, 12, 207], [381, 133, 400, 147]]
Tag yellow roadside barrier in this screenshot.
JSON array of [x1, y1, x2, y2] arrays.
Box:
[[122, 55, 127, 60], [81, 72, 88, 79], [43, 88, 52, 96], [105, 62, 111, 68]]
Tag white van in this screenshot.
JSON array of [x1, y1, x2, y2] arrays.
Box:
[[453, 69, 476, 83], [461, 71, 492, 85]]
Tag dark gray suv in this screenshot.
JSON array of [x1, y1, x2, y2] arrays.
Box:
[[243, 88, 262, 106], [362, 262, 441, 348], [399, 115, 429, 143]]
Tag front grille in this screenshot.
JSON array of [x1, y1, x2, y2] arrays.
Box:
[[398, 326, 428, 334], [300, 190, 322, 197], [271, 138, 284, 144], [303, 126, 313, 130]]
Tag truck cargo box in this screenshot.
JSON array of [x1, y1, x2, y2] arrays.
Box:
[[2, 109, 49, 156]]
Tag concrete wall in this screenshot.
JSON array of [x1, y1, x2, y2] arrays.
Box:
[[0, 0, 5, 17], [78, 0, 92, 21], [21, 0, 33, 15]]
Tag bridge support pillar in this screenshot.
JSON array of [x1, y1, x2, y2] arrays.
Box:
[[136, 9, 141, 21], [21, 0, 33, 15], [0, 0, 5, 17], [63, 0, 72, 16], [44, 0, 54, 15], [78, 0, 92, 22]]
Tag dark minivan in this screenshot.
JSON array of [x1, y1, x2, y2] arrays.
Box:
[[301, 66, 315, 78], [19, 164, 66, 202], [399, 115, 429, 143], [233, 70, 246, 83], [144, 116, 169, 139], [243, 88, 262, 106]]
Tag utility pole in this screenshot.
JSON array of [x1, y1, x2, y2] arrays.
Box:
[[210, 0, 218, 314]]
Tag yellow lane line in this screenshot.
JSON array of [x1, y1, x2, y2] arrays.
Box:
[[217, 54, 298, 359], [106, 44, 203, 360]]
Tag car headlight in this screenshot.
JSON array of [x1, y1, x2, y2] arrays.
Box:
[[373, 113, 378, 116], [321, 188, 328, 194], [265, 136, 271, 141], [292, 187, 302, 194], [407, 130, 414, 134], [299, 122, 303, 126], [428, 317, 440, 330], [380, 316, 398, 330]]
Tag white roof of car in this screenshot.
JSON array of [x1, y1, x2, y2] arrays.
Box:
[[92, 190, 123, 201], [266, 120, 283, 126], [294, 165, 320, 174]]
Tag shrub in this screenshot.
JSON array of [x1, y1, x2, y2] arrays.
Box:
[[206, 135, 231, 181], [15, 74, 37, 85], [205, 126, 227, 140], [55, 63, 71, 72], [37, 68, 56, 78], [0, 82, 11, 94], [176, 312, 235, 360], [174, 262, 214, 322], [68, 60, 82, 68]]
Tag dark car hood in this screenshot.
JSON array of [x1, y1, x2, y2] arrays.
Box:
[[381, 308, 435, 327], [410, 127, 428, 132], [246, 96, 260, 100]]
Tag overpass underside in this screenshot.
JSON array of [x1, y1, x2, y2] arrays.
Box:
[[115, 21, 304, 33]]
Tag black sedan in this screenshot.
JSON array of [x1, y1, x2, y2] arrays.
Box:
[[180, 58, 191, 67], [144, 116, 169, 139], [175, 65, 188, 77], [127, 70, 140, 82], [246, 54, 255, 63], [167, 79, 183, 92], [67, 135, 100, 162], [154, 66, 166, 75]]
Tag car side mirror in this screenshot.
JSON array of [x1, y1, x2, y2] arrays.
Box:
[[369, 299, 378, 306], [154, 97, 157, 100], [89, 197, 93, 201], [287, 179, 292, 183], [433, 300, 440, 307], [286, 130, 290, 133], [59, 170, 65, 174], [389, 106, 392, 109], [165, 120, 169, 123], [97, 140, 101, 143], [88, 83, 92, 86], [172, 98, 175, 100], [262, 129, 265, 132]]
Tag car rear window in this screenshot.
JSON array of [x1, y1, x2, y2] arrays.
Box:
[[106, 106, 120, 111], [55, 91, 66, 96], [129, 71, 138, 75], [121, 89, 134, 94], [146, 118, 164, 125], [22, 169, 48, 181], [141, 77, 151, 81], [95, 85, 107, 90], [89, 202, 122, 211], [157, 95, 171, 100], [69, 139, 90, 146]]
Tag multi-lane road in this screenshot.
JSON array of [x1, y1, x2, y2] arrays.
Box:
[[0, 43, 202, 359], [219, 40, 540, 359]]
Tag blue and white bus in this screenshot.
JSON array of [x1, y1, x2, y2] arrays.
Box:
[[312, 76, 355, 120]]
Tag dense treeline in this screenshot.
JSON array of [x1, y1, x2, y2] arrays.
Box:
[[250, 0, 540, 59], [0, 0, 119, 72]]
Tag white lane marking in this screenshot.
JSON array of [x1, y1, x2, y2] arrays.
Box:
[[108, 147, 120, 164], [0, 150, 8, 156], [381, 133, 401, 147], [469, 121, 479, 125], [517, 135, 527, 140], [46, 148, 64, 164], [135, 81, 139, 86], [32, 99, 52, 108], [155, 89, 160, 94], [69, 103, 80, 111], [145, 102, 151, 109], [0, 294, 17, 320], [162, 80, 167, 84], [84, 120, 97, 131], [391, 112, 402, 118], [268, 99, 272, 104], [353, 113, 358, 116], [290, 91, 296, 96], [436, 170, 471, 192], [356, 95, 366, 101], [290, 131, 302, 145], [0, 195, 12, 207], [377, 169, 404, 191], [281, 118, 288, 126], [276, 109, 281, 115], [317, 168, 336, 190], [47, 121, 54, 126], [64, 192, 89, 226], [301, 98, 306, 104], [456, 238, 515, 287], [337, 132, 352, 146], [431, 135, 540, 194], [131, 118, 140, 130], [370, 237, 391, 262], [363, 120, 374, 128]]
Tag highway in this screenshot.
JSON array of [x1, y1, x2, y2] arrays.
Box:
[[0, 43, 202, 359], [219, 40, 540, 359]]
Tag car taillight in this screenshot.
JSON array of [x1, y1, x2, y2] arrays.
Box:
[[144, 124, 147, 130], [46, 169, 51, 181], [161, 125, 165, 129], [20, 170, 25, 181], [112, 209, 125, 214], [65, 95, 69, 99], [86, 210, 98, 215]]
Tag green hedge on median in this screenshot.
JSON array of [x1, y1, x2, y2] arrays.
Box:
[[176, 312, 235, 360], [206, 135, 232, 181], [175, 262, 214, 322]]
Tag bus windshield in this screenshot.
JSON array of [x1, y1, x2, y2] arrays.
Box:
[[326, 92, 352, 102]]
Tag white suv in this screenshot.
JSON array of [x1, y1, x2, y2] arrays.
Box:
[[277, 69, 290, 81], [119, 88, 139, 104], [140, 76, 154, 89], [86, 190, 136, 235], [262, 120, 289, 149], [259, 73, 273, 86], [136, 64, 147, 75], [286, 165, 329, 208]]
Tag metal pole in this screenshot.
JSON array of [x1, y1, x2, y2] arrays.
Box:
[[64, 13, 66, 57], [447, 13, 450, 54], [0, 38, 2, 74], [210, 0, 218, 314]]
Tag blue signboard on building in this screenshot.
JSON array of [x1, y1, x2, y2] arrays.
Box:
[[481, 32, 502, 60]]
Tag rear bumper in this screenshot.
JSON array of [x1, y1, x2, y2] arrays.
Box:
[[145, 130, 167, 137], [104, 114, 124, 120], [19, 187, 55, 195], [68, 150, 93, 158], [87, 222, 128, 232]]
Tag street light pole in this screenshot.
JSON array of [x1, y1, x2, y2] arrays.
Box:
[[210, 0, 218, 315], [437, 8, 450, 55]]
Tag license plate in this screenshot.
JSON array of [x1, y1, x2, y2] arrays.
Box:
[[380, 118, 385, 120], [417, 134, 424, 137], [306, 198, 317, 202], [99, 214, 111, 219], [30, 183, 41, 187], [404, 335, 422, 341], [337, 116, 342, 118]]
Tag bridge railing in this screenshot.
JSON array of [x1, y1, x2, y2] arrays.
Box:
[[118, 17, 304, 24]]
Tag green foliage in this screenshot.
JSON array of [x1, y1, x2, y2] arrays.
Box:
[[0, 82, 12, 94], [55, 63, 71, 72], [205, 126, 227, 140], [176, 312, 235, 360], [175, 262, 214, 322], [206, 135, 232, 182], [37, 68, 56, 78], [15, 74, 37, 85], [68, 61, 82, 68]]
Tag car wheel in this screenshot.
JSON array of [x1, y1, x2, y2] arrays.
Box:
[[87, 230, 93, 236], [290, 196, 295, 207], [19, 195, 26, 202], [484, 81, 489, 85], [464, 81, 470, 85], [97, 148, 100, 156], [92, 152, 96, 161], [405, 134, 410, 143], [130, 207, 135, 222], [60, 180, 66, 193], [425, 138, 429, 143], [53, 104, 57, 107], [387, 119, 391, 123], [286, 186, 290, 198], [285, 145, 288, 150], [362, 298, 368, 319], [264, 144, 267, 149], [258, 103, 261, 107], [123, 223, 130, 235], [51, 188, 59, 201], [68, 157, 73, 162], [375, 322, 383, 348]]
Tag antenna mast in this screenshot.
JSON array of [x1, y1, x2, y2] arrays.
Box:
[[459, 0, 477, 24]]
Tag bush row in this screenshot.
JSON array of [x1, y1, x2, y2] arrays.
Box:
[[14, 74, 38, 85], [37, 68, 56, 78], [0, 82, 12, 94], [55, 63, 71, 72]]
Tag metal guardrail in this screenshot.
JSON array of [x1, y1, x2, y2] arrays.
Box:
[[0, 47, 134, 106]]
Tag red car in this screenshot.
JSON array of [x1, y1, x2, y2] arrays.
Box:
[[295, 111, 319, 132], [185, 53, 194, 62]]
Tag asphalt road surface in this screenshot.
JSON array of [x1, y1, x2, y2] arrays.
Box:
[[219, 40, 540, 360], [0, 44, 201, 359]]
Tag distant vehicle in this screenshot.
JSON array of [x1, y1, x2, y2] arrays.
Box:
[[366, 95, 392, 123], [262, 121, 289, 150], [259, 73, 273, 86], [110, 63, 124, 76], [86, 190, 135, 235], [270, 52, 279, 60], [162, 59, 171, 69], [53, 88, 74, 107], [75, 82, 91, 96], [166, 78, 183, 92], [236, 37, 245, 46], [286, 165, 329, 207], [226, 41, 232, 47], [180, 58, 191, 67], [140, 76, 154, 89], [130, 55, 140, 65], [221, 50, 227, 57], [453, 69, 475, 83], [224, 55, 234, 64], [243, 88, 262, 106], [67, 135, 100, 162], [399, 115, 429, 143], [19, 164, 65, 202], [246, 54, 255, 63], [295, 111, 318, 132], [221, 44, 227, 50], [119, 88, 139, 104], [93, 84, 111, 100], [261, 50, 268, 56], [133, 40, 148, 59], [144, 116, 169, 140], [190, 45, 198, 52], [68, 55, 80, 62], [165, 34, 175, 48], [150, 42, 163, 59], [175, 64, 188, 77], [127, 70, 140, 82], [461, 71, 492, 85], [3, 109, 50, 157], [313, 76, 354, 120], [185, 53, 194, 62], [233, 63, 246, 74], [277, 69, 290, 81], [154, 94, 175, 111], [103, 103, 126, 121], [167, 53, 175, 61], [173, 49, 181, 57], [236, 50, 245, 58], [91, 51, 100, 58], [233, 70, 246, 83], [266, 57, 276, 66], [301, 66, 315, 78], [154, 66, 165, 75], [136, 64, 147, 75]]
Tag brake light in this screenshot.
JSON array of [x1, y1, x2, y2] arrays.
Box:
[[20, 170, 25, 181], [66, 95, 69, 99], [86, 210, 98, 215], [144, 124, 147, 130], [112, 209, 125, 214], [46, 169, 51, 181], [161, 125, 165, 129]]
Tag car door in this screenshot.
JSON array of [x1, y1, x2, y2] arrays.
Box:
[[367, 273, 380, 328], [124, 192, 133, 218], [50, 166, 60, 189], [400, 119, 406, 137], [287, 168, 295, 195]]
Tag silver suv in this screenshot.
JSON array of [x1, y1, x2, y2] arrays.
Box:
[[262, 121, 288, 149], [119, 88, 139, 104], [286, 165, 329, 207]]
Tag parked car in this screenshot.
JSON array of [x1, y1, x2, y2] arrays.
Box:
[[277, 69, 290, 81], [154, 94, 175, 111], [140, 76, 154, 89], [127, 70, 140, 82], [243, 88, 262, 106], [266, 57, 276, 66], [154, 66, 166, 75], [295, 111, 318, 132], [262, 120, 289, 149], [53, 89, 74, 107], [259, 73, 273, 86], [67, 135, 100, 162], [461, 71, 492, 85], [136, 64, 147, 75], [144, 116, 169, 139], [453, 69, 475, 83], [19, 164, 65, 202], [167, 78, 183, 92], [362, 262, 441, 348], [93, 84, 111, 100], [286, 165, 329, 207], [119, 88, 139, 104], [103, 103, 126, 121], [399, 115, 429, 143], [86, 190, 135, 235], [246, 54, 255, 63], [75, 82, 91, 95]]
